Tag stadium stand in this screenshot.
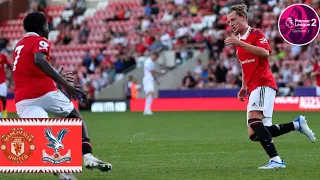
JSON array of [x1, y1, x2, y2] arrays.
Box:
[[0, 0, 319, 105]]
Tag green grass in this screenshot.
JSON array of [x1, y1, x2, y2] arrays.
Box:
[[0, 111, 319, 180]]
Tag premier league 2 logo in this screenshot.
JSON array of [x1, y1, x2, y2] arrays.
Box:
[[278, 4, 320, 46], [42, 127, 72, 164]]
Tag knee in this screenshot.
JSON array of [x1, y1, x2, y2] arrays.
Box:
[[248, 111, 264, 120], [248, 118, 263, 128], [66, 108, 82, 118]]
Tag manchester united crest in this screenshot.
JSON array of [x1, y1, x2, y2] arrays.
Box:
[[0, 128, 35, 164]]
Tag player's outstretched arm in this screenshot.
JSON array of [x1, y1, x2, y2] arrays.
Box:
[[34, 52, 84, 99]]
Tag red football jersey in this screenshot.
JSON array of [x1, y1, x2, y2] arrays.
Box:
[[12, 33, 57, 103], [0, 53, 10, 84], [312, 62, 320, 86], [235, 27, 277, 94]]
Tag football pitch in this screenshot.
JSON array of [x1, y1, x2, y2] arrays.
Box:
[[0, 111, 319, 180]]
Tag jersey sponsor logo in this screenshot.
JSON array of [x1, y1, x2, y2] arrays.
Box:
[[259, 38, 268, 44], [241, 59, 256, 65], [0, 128, 35, 164], [42, 127, 72, 164]]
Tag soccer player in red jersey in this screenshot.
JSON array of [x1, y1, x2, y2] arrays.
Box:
[[12, 12, 112, 179], [225, 4, 316, 169], [0, 53, 11, 118], [311, 59, 320, 96]]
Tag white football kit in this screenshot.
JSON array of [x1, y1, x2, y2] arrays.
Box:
[[247, 86, 276, 126], [0, 82, 7, 97], [143, 58, 155, 93], [16, 90, 74, 118]]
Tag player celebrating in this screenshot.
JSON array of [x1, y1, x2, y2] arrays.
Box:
[[143, 52, 159, 115], [225, 4, 316, 169], [12, 12, 112, 179], [0, 52, 11, 118]]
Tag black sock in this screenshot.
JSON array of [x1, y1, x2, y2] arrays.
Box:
[[266, 122, 295, 137], [249, 118, 278, 158], [66, 109, 93, 155], [82, 138, 92, 155], [0, 97, 6, 111]]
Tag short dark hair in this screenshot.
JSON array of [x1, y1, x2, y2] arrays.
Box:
[[23, 12, 47, 33]]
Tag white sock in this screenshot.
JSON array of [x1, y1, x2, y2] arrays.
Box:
[[144, 95, 153, 113], [293, 121, 300, 130], [83, 153, 93, 158], [270, 156, 282, 163]]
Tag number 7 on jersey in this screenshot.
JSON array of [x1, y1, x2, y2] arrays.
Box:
[[13, 45, 24, 71]]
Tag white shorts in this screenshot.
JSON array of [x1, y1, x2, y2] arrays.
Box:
[[143, 78, 155, 93], [247, 86, 276, 126], [0, 82, 7, 97], [16, 90, 74, 118], [316, 86, 320, 96]]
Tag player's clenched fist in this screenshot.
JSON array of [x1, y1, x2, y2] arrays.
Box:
[[224, 35, 241, 46], [237, 87, 247, 102]]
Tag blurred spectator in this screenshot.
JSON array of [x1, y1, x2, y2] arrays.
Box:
[[31, 0, 47, 12], [96, 49, 105, 62], [136, 38, 147, 55], [280, 63, 292, 84], [125, 76, 133, 99], [142, 0, 155, 6], [115, 7, 126, 20], [189, 2, 198, 16], [55, 28, 72, 45], [162, 9, 174, 22], [123, 56, 137, 72], [92, 69, 108, 95], [0, 33, 8, 51], [130, 78, 141, 99], [194, 59, 203, 74], [215, 60, 228, 83], [206, 67, 217, 88], [65, 0, 73, 10], [83, 54, 100, 74], [141, 17, 151, 32], [180, 70, 196, 88], [74, 0, 86, 16], [174, 0, 185, 6], [160, 29, 173, 50], [145, 2, 152, 17], [79, 21, 90, 44], [44, 11, 54, 30]]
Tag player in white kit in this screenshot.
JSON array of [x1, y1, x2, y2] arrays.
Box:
[[143, 53, 159, 115]]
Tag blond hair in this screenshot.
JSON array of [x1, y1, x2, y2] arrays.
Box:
[[228, 4, 248, 20]]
